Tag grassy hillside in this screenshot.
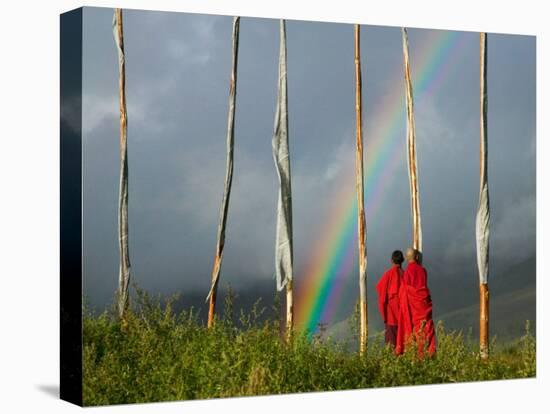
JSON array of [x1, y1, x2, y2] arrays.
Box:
[[83, 291, 535, 406]]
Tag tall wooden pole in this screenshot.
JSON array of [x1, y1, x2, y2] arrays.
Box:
[[273, 19, 294, 340], [207, 16, 240, 328], [401, 28, 422, 252], [354, 24, 368, 355], [113, 8, 131, 320], [286, 279, 293, 339], [477, 32, 490, 360]]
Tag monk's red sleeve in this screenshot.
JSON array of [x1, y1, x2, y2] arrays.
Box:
[[376, 274, 388, 323]]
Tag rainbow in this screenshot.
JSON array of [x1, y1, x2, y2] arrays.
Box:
[[296, 28, 469, 335]]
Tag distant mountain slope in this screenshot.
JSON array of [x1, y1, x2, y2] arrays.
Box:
[[436, 286, 535, 340], [434, 255, 536, 339]]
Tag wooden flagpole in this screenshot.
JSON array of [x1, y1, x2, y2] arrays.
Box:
[[114, 8, 131, 320], [207, 16, 240, 328], [272, 19, 294, 340], [283, 20, 294, 340], [286, 279, 293, 339], [477, 32, 490, 359], [401, 28, 422, 252], [354, 24, 368, 355]]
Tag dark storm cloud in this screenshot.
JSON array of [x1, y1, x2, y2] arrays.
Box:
[[81, 7, 535, 317]]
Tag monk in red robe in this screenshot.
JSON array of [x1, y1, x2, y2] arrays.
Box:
[[376, 250, 404, 348], [395, 248, 436, 357]]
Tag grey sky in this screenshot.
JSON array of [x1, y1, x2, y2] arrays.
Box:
[[82, 7, 535, 325]]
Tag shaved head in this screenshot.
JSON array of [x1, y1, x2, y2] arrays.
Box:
[[406, 248, 421, 263]]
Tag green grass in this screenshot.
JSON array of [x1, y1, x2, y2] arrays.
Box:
[[83, 290, 536, 406]]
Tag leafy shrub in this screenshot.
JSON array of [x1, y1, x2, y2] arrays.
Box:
[[83, 291, 536, 406]]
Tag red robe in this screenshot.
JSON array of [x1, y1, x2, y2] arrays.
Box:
[[395, 262, 436, 357], [376, 265, 403, 326]]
